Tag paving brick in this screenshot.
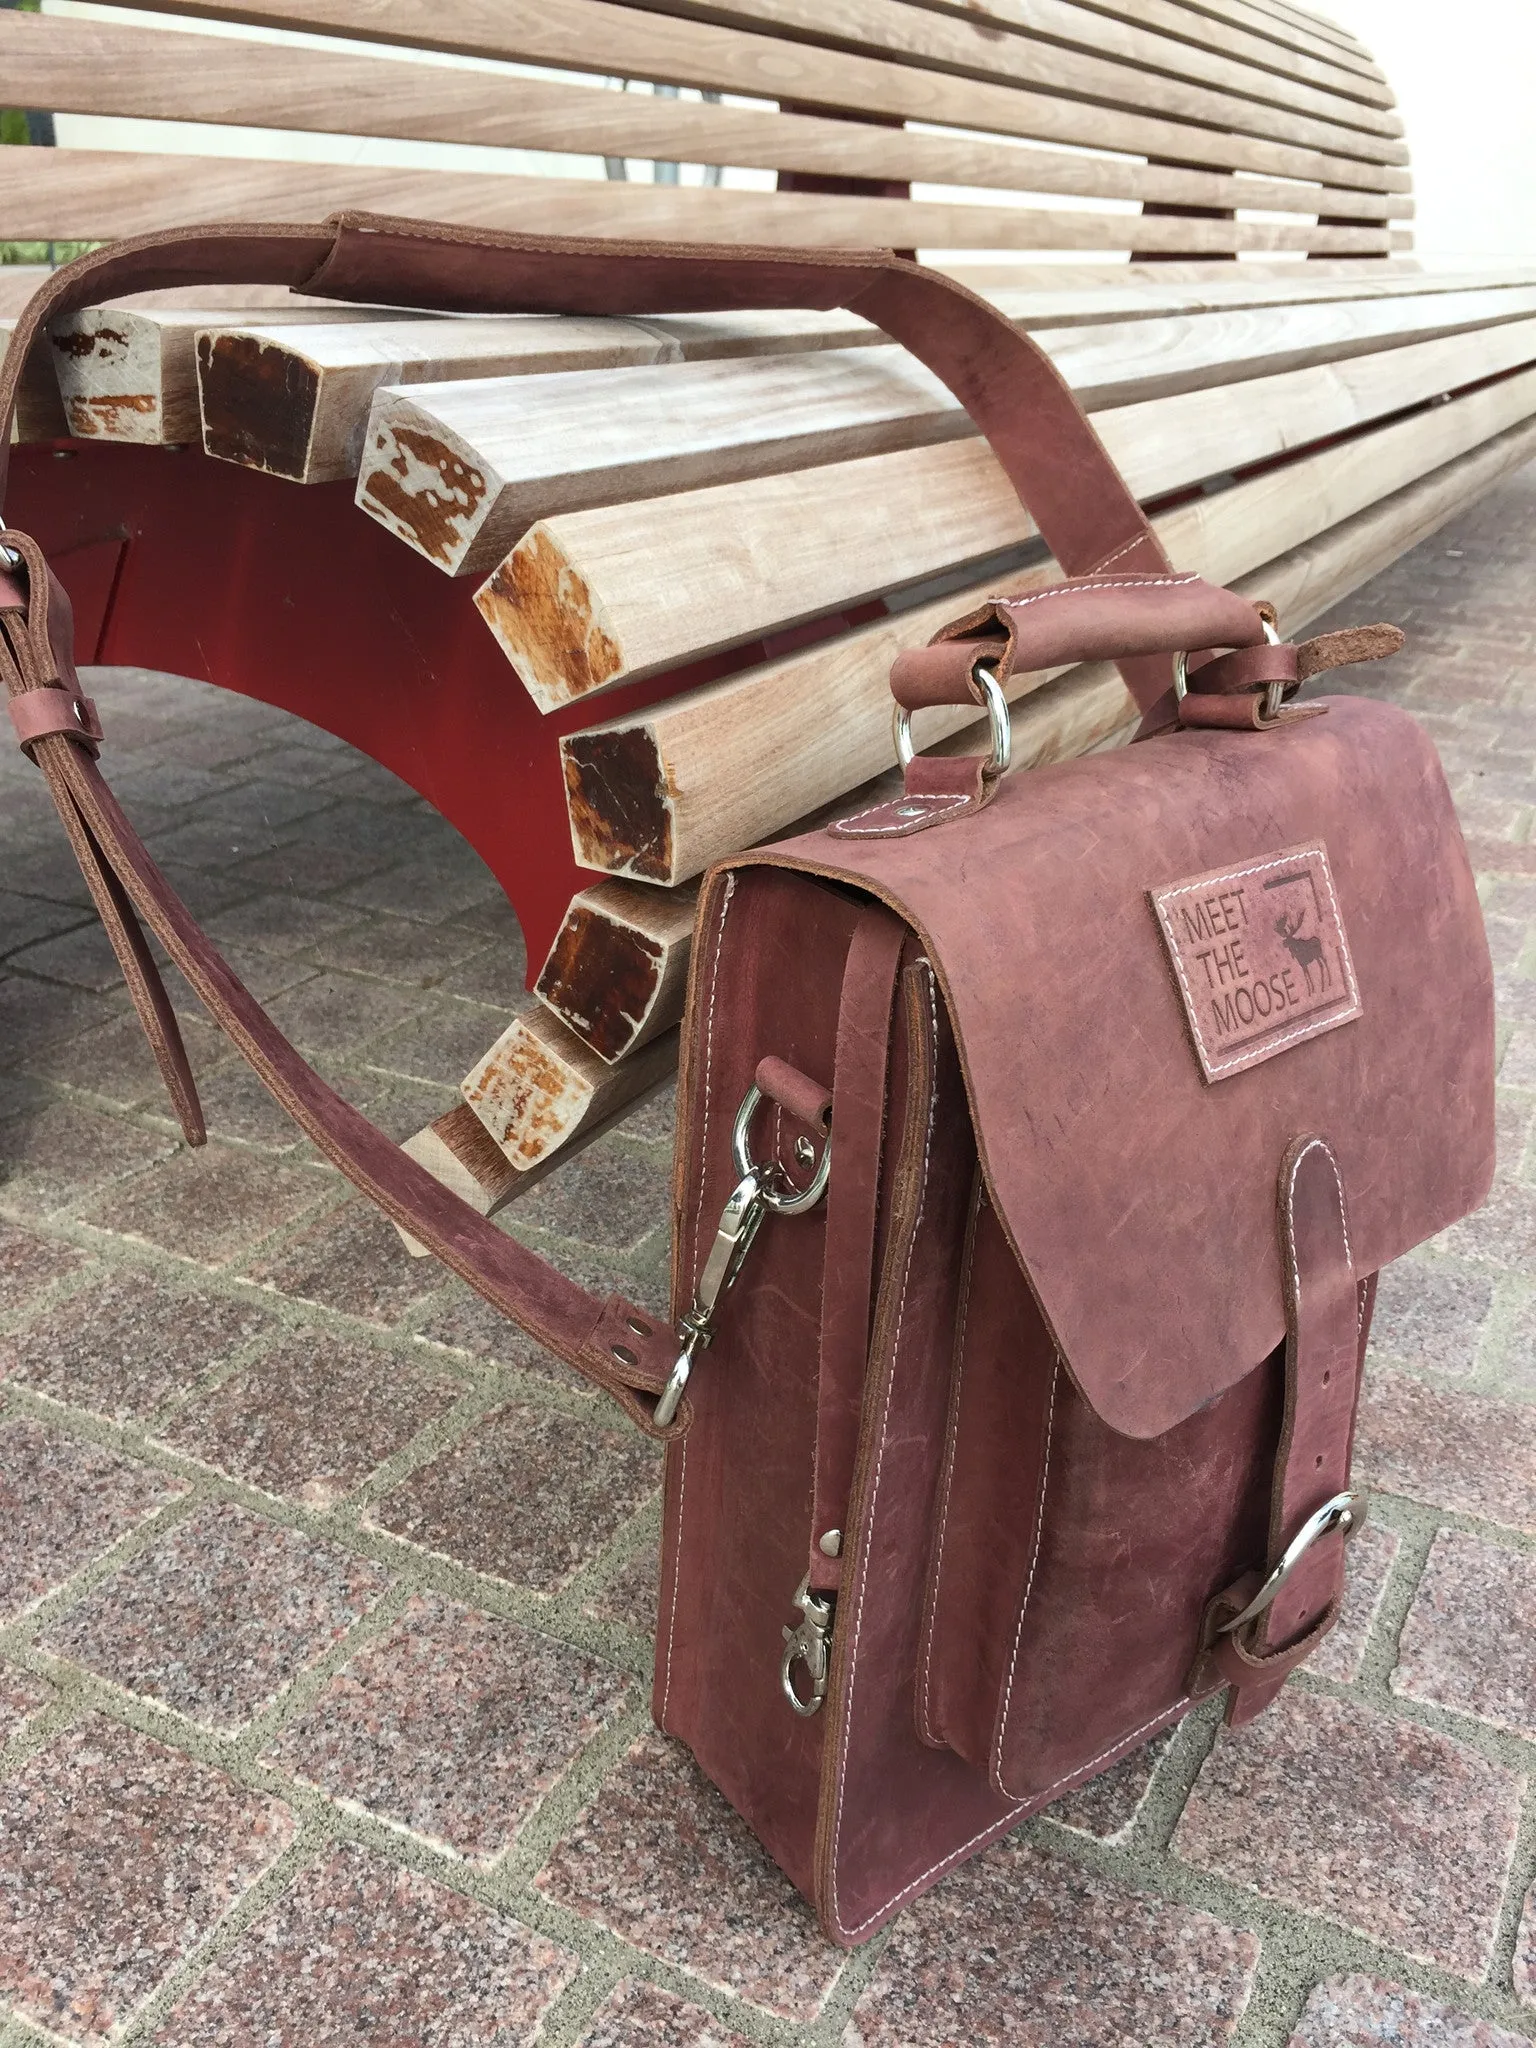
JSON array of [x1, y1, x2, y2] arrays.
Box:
[[1497, 1295, 1536, 1398], [1368, 1259, 1496, 1376], [435, 942, 530, 1010], [844, 1838, 1258, 2047], [0, 1098, 178, 1216], [577, 1980, 754, 2048], [189, 1058, 312, 1151], [338, 851, 505, 925], [7, 923, 141, 994], [0, 1217, 87, 1313], [242, 1199, 445, 1325], [43, 1501, 390, 1732], [152, 1841, 577, 2046], [230, 840, 393, 896], [0, 1716, 293, 2042], [359, 996, 517, 1090], [0, 974, 120, 1066], [35, 1008, 229, 1112], [0, 1666, 53, 1745], [1310, 1521, 1400, 1685], [308, 913, 489, 988], [535, 1729, 844, 2021], [1434, 1181, 1536, 1269], [370, 1402, 660, 1594], [260, 972, 425, 1061], [1390, 1529, 1536, 1739], [267, 1592, 628, 1862], [204, 891, 356, 958], [0, 1419, 182, 1621], [0, 892, 92, 960], [583, 1540, 660, 1637], [1353, 1368, 1536, 1534], [163, 1330, 460, 1508], [1046, 1730, 1174, 1841], [0, 1269, 273, 1423], [511, 1133, 673, 1256], [76, 1142, 329, 1266], [1518, 1887, 1535, 2012], [1174, 1688, 1522, 1977], [1289, 1974, 1535, 2046]]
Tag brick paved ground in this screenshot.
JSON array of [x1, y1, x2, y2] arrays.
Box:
[[1, 467, 1534, 2046]]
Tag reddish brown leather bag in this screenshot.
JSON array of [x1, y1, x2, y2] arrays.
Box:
[[0, 218, 1496, 1948]]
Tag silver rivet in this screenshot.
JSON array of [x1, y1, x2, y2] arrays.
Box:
[[794, 1136, 816, 1169], [818, 1529, 842, 1557]]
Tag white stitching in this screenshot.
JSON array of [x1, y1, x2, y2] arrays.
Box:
[[916, 1180, 985, 1746], [829, 964, 939, 1941], [986, 573, 1199, 609], [833, 1697, 1190, 1940], [660, 872, 735, 1725], [1089, 535, 1152, 573], [991, 1360, 1060, 1801], [832, 793, 972, 835], [1153, 845, 1362, 1078]]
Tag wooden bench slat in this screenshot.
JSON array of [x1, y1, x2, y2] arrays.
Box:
[[79, 0, 1409, 181], [944, 0, 1394, 106], [3, 149, 1403, 259], [0, 15, 1407, 226], [473, 391, 1536, 1130], [192, 266, 1518, 482], [1, 320, 68, 443], [533, 878, 700, 1065], [481, 313, 1536, 708], [576, 0, 1405, 141], [42, 304, 430, 448], [1158, 0, 1379, 75], [356, 285, 1536, 577], [555, 360, 1536, 887]]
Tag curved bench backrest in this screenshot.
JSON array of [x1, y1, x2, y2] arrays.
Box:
[[0, 0, 1411, 265]]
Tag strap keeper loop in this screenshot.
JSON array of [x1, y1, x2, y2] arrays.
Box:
[[8, 685, 104, 757]]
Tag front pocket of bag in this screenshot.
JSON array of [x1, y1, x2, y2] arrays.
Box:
[[916, 1186, 1281, 1800]]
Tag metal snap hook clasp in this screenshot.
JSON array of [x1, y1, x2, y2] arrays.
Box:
[[781, 1574, 834, 1716]]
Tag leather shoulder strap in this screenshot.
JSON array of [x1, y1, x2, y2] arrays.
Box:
[[0, 213, 1172, 696]]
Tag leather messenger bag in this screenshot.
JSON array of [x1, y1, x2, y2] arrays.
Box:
[[0, 218, 1496, 1947]]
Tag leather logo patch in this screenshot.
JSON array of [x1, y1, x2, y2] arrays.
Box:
[[1150, 841, 1362, 1083]]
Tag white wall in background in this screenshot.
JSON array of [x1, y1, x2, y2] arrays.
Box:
[[1325, 0, 1535, 264]]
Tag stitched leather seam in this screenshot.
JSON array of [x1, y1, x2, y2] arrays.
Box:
[[987, 573, 1199, 610], [833, 793, 972, 836], [1157, 850, 1362, 1078], [916, 1179, 984, 1746], [992, 1359, 1060, 1801], [1089, 534, 1152, 573], [661, 872, 736, 1725], [833, 1697, 1189, 1941], [829, 964, 939, 1942]]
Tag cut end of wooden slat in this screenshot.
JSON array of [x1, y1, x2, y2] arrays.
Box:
[[535, 879, 698, 1064], [47, 309, 172, 444], [476, 524, 625, 713], [198, 329, 320, 479], [356, 394, 496, 575], [561, 724, 676, 885], [462, 1005, 679, 1169], [395, 1103, 522, 1254]]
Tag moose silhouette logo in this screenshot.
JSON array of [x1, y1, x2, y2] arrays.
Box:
[[1272, 902, 1329, 994], [1150, 841, 1363, 1083]]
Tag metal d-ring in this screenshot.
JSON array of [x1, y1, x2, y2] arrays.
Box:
[[1174, 609, 1285, 718], [892, 657, 1011, 779], [732, 1083, 831, 1216], [1218, 1490, 1363, 1637]]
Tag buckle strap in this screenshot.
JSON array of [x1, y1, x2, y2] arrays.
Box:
[[1189, 1134, 1367, 1726], [9, 684, 103, 756]]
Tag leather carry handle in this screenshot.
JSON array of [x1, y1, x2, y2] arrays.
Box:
[[0, 213, 1178, 1439]]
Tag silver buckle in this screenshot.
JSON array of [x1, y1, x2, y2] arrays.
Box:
[[892, 656, 1011, 780], [1219, 1490, 1363, 1637], [1174, 610, 1285, 721], [781, 1573, 834, 1716], [0, 519, 21, 571]]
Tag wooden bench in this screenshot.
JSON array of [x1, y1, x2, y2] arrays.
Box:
[[4, 0, 1536, 1218]]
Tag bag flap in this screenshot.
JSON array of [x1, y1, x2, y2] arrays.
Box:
[[747, 696, 1495, 1438]]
